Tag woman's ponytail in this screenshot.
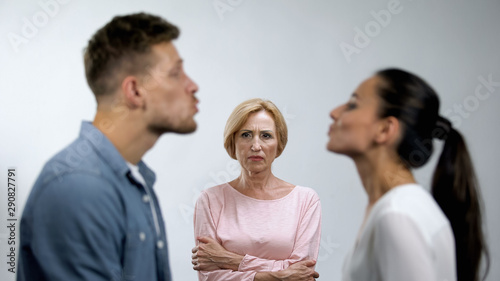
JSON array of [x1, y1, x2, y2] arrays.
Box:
[[375, 68, 490, 281], [431, 117, 490, 281]]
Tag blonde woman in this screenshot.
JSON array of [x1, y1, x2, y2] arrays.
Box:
[[192, 98, 321, 281]]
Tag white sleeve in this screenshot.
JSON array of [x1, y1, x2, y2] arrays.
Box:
[[373, 212, 437, 281]]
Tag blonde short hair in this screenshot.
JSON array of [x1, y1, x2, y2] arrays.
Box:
[[224, 98, 288, 159]]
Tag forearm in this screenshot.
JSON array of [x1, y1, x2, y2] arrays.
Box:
[[238, 254, 300, 272], [214, 251, 244, 271], [198, 269, 257, 281], [254, 271, 283, 281], [254, 260, 318, 281]]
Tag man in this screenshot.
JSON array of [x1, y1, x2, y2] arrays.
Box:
[[18, 13, 198, 281]]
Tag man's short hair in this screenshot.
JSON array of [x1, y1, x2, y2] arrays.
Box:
[[224, 98, 288, 159], [84, 13, 179, 97]]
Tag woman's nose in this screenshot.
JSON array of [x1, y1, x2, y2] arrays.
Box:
[[330, 105, 343, 121], [251, 139, 261, 152]]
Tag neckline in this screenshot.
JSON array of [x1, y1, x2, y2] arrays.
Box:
[[126, 162, 147, 187], [354, 183, 421, 248], [367, 183, 421, 220], [223, 182, 299, 202]]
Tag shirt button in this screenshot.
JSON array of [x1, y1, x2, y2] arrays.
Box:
[[142, 195, 150, 203], [139, 232, 146, 241], [157, 240, 164, 249]]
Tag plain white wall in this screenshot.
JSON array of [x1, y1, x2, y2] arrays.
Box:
[[1, 0, 499, 280]]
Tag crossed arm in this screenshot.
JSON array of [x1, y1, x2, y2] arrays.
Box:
[[192, 190, 322, 281], [192, 236, 319, 281]]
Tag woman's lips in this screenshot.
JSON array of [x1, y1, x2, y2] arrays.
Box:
[[248, 156, 264, 161]]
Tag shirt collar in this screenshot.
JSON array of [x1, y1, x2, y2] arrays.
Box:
[[79, 121, 156, 186]]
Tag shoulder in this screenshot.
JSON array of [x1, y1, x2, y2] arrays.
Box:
[[22, 172, 126, 239], [374, 184, 451, 244], [27, 172, 122, 219], [200, 182, 231, 197], [292, 186, 321, 203], [380, 184, 445, 219], [46, 172, 117, 197], [37, 138, 103, 185], [279, 186, 321, 214], [194, 183, 235, 217], [196, 183, 232, 205], [32, 135, 118, 200]]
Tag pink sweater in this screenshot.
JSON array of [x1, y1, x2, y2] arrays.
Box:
[[194, 183, 322, 281]]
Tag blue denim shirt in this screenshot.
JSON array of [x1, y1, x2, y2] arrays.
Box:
[[18, 122, 172, 281]]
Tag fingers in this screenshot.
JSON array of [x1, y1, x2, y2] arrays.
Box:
[[191, 245, 198, 253], [191, 248, 199, 268], [192, 257, 200, 271], [313, 271, 320, 278]]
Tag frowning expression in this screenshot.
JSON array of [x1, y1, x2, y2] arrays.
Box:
[[235, 110, 278, 174]]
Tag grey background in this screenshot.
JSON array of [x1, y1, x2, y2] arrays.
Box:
[[1, 0, 499, 280]]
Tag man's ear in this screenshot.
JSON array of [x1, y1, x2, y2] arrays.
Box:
[[121, 76, 144, 108], [375, 116, 401, 146]]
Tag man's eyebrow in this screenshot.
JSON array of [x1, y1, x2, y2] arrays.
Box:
[[167, 59, 183, 73], [169, 59, 183, 69]]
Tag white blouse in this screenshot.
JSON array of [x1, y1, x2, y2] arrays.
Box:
[[342, 184, 456, 281]]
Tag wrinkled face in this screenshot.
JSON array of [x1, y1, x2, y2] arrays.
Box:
[[327, 76, 384, 157], [140, 42, 199, 135], [235, 110, 279, 174]]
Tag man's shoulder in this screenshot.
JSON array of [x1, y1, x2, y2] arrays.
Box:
[[27, 137, 120, 205], [38, 137, 107, 185]]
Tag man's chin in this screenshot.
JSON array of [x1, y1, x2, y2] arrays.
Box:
[[174, 123, 197, 134], [168, 121, 198, 135], [149, 121, 197, 135]]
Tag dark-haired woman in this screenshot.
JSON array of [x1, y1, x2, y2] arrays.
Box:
[[327, 68, 489, 281]]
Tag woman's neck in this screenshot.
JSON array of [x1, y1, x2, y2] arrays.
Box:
[[353, 151, 416, 206], [233, 168, 277, 191], [230, 168, 293, 200]]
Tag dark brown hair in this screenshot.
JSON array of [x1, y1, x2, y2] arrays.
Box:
[[84, 13, 179, 97], [376, 68, 489, 281]]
